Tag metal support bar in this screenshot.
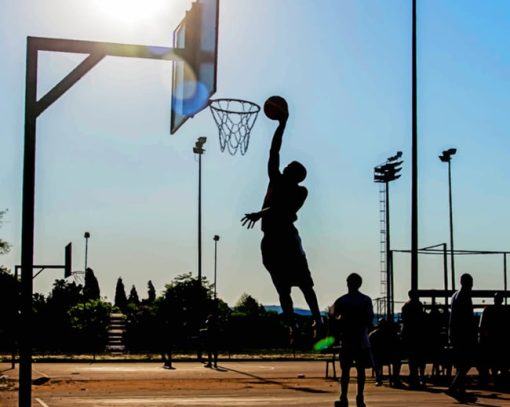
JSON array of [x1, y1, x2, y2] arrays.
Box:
[[36, 53, 105, 116], [15, 265, 65, 279], [20, 38, 38, 407], [19, 35, 188, 407], [28, 36, 181, 60], [442, 243, 448, 310]]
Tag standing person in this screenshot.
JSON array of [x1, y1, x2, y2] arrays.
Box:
[[447, 273, 478, 402], [369, 318, 402, 387], [203, 313, 219, 368], [330, 273, 374, 407], [401, 289, 426, 388], [241, 96, 323, 339], [478, 292, 508, 386], [157, 297, 177, 370]]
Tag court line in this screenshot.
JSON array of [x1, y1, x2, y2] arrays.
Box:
[[35, 398, 50, 407]]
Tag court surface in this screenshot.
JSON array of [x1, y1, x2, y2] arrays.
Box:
[[1, 361, 508, 406]]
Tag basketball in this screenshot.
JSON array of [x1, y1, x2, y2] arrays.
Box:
[[263, 96, 288, 120]]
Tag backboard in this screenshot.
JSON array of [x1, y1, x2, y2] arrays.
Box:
[[170, 0, 219, 134]]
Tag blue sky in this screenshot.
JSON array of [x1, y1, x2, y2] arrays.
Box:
[[1, 0, 509, 310]]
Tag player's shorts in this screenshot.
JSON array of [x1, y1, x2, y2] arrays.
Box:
[[261, 229, 314, 289], [339, 346, 373, 369]]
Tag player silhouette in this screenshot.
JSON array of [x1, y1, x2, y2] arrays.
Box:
[[241, 96, 323, 340]]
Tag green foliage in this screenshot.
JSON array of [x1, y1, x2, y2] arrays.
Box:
[[124, 302, 159, 352], [48, 279, 83, 308], [68, 299, 113, 353], [234, 293, 266, 317], [0, 209, 11, 256], [39, 279, 83, 351], [160, 273, 214, 344], [0, 268, 19, 351]]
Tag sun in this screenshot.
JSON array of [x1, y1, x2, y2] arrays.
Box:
[[93, 0, 167, 24]]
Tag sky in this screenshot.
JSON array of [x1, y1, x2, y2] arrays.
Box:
[[1, 0, 509, 311]]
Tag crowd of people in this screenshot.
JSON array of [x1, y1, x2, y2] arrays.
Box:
[[329, 272, 509, 406]]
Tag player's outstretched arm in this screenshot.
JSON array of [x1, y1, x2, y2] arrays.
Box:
[[267, 114, 288, 180], [241, 212, 262, 229], [241, 208, 269, 229]]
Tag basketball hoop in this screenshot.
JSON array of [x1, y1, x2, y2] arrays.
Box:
[[209, 98, 260, 155]]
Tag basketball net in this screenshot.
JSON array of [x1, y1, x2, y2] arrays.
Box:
[[209, 98, 260, 155]]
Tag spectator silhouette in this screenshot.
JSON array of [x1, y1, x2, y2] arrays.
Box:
[[426, 304, 447, 380], [330, 273, 374, 407], [241, 99, 323, 340], [369, 318, 402, 387], [478, 292, 509, 386], [401, 289, 426, 388], [203, 313, 219, 368], [447, 273, 477, 402]]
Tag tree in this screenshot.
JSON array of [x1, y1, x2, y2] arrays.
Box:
[[234, 293, 265, 317], [48, 279, 83, 307], [160, 273, 214, 348], [68, 299, 114, 354], [128, 285, 140, 306], [0, 210, 17, 352], [146, 280, 156, 304], [0, 209, 11, 256], [83, 267, 100, 301], [228, 293, 289, 350], [114, 277, 128, 311], [44, 279, 84, 351], [0, 269, 19, 352]]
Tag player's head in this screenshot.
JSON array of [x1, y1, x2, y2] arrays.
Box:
[[283, 161, 307, 184], [494, 292, 503, 306], [408, 289, 419, 301], [460, 273, 473, 290], [346, 273, 362, 291]]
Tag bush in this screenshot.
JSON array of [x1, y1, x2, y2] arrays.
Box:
[[68, 299, 113, 353]]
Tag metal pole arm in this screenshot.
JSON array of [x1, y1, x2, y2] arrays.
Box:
[[28, 36, 186, 117], [28, 36, 183, 60]]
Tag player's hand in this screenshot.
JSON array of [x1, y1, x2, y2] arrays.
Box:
[[241, 212, 261, 229]]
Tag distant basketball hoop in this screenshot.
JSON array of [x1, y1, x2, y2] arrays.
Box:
[[209, 98, 260, 155]]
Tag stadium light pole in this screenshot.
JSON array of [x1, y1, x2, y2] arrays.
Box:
[[213, 235, 220, 300], [411, 0, 419, 293], [374, 151, 403, 321], [84, 231, 90, 271], [193, 137, 207, 285], [439, 148, 457, 291]]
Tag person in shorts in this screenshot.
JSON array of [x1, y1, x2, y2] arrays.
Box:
[[330, 273, 374, 407], [241, 101, 323, 338], [447, 273, 478, 402]]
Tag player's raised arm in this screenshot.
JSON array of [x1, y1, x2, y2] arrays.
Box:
[[264, 96, 289, 180]]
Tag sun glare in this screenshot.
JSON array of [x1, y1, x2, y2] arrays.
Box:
[[94, 0, 167, 24]]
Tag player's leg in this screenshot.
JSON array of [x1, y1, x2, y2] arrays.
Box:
[[300, 285, 325, 339], [291, 234, 323, 330], [262, 235, 294, 316], [274, 282, 299, 344], [337, 353, 353, 407], [355, 364, 366, 407], [300, 285, 321, 321]]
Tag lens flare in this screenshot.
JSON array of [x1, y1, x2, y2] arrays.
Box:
[[171, 81, 209, 117], [313, 336, 336, 351]]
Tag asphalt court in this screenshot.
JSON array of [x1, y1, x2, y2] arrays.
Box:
[[1, 361, 509, 406]]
